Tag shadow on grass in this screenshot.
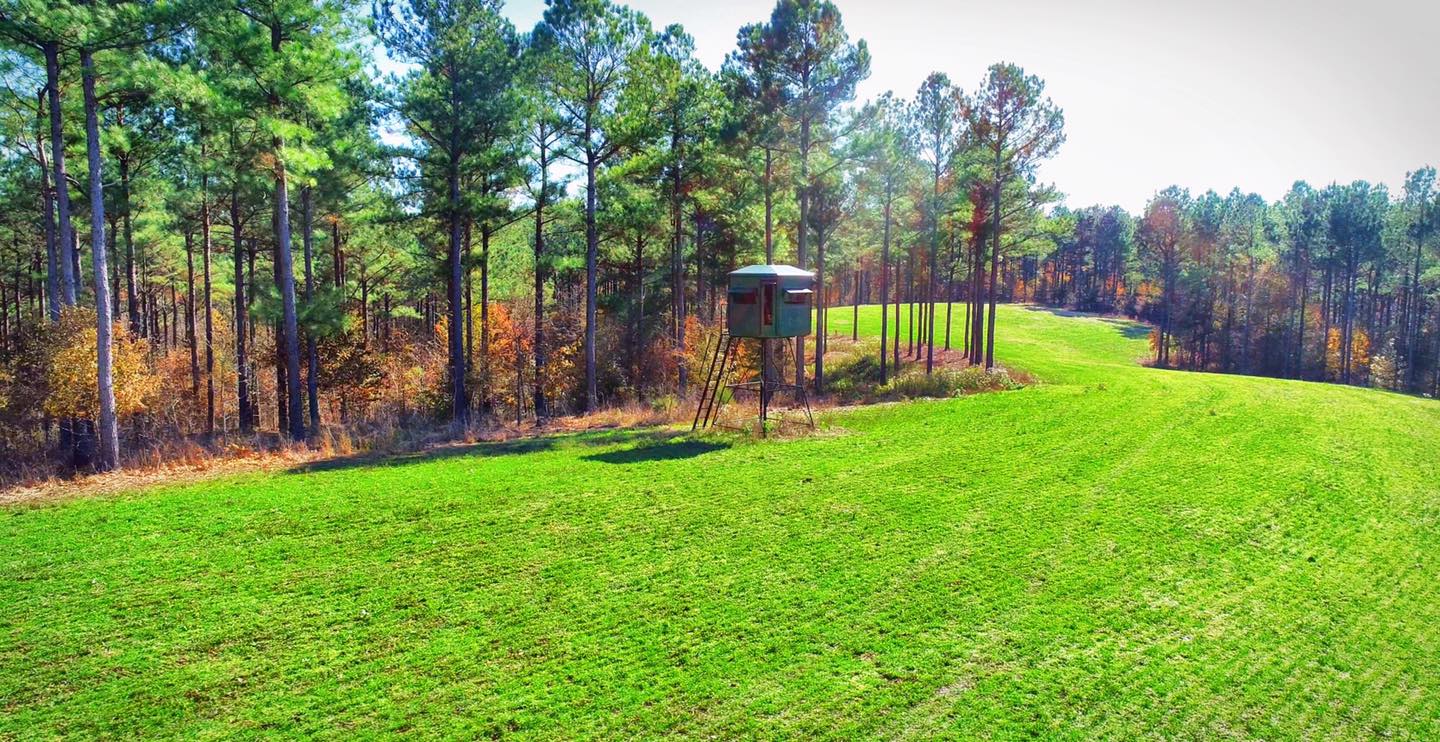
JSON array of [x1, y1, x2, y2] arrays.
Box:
[[582, 439, 729, 465], [288, 428, 676, 475], [1022, 304, 1151, 340]]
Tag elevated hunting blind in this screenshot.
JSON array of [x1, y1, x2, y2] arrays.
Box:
[[695, 264, 816, 436], [726, 264, 815, 338]]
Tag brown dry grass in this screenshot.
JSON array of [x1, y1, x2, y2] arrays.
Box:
[[2, 340, 1022, 508], [0, 446, 323, 508], [0, 401, 696, 508]]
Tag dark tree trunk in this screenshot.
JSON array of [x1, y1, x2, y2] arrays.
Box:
[[480, 224, 491, 414], [1407, 221, 1425, 389], [302, 187, 319, 432], [232, 190, 252, 433], [875, 198, 887, 383], [852, 266, 860, 343], [185, 230, 199, 397], [971, 238, 986, 366], [906, 249, 915, 357], [583, 143, 598, 412], [359, 274, 368, 343], [446, 155, 467, 427], [629, 235, 644, 380], [533, 135, 549, 419], [44, 43, 77, 306], [926, 172, 940, 374], [1321, 261, 1333, 377], [1296, 258, 1309, 380], [795, 120, 810, 390], [36, 87, 60, 323], [986, 252, 1000, 369], [464, 221, 473, 411], [331, 220, 343, 290], [201, 168, 216, 438], [892, 264, 901, 373], [986, 143, 1002, 370], [169, 280, 178, 349], [694, 211, 708, 322], [670, 129, 687, 396], [963, 248, 972, 357], [815, 226, 826, 393], [273, 232, 287, 435], [268, 24, 304, 441], [120, 152, 141, 337], [763, 147, 774, 262]]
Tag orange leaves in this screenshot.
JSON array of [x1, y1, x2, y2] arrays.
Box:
[[43, 308, 159, 422], [1324, 327, 1371, 382]]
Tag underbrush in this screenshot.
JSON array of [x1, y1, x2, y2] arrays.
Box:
[[822, 336, 1031, 404], [877, 365, 1028, 400], [3, 335, 1030, 500], [0, 400, 692, 503]]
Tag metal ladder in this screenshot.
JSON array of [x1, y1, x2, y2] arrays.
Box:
[[692, 331, 737, 431], [691, 333, 815, 435]]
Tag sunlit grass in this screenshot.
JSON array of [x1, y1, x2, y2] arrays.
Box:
[[3, 304, 1438, 738]]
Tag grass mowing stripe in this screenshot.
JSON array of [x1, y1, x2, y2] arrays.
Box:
[[2, 304, 1438, 738]]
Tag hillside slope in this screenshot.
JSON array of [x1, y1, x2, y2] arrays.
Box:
[[3, 305, 1438, 738]]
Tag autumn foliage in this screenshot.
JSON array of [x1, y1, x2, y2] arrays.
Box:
[[43, 308, 159, 423]]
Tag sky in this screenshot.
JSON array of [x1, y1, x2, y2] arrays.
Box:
[[489, 0, 1440, 212]]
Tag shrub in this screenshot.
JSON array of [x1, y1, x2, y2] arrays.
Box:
[[43, 308, 159, 423], [880, 366, 1025, 401]]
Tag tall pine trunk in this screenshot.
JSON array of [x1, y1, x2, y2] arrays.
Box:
[[1407, 221, 1425, 389], [1295, 258, 1308, 379], [926, 163, 940, 373], [986, 252, 1000, 369], [81, 47, 119, 471], [480, 224, 491, 414], [971, 238, 985, 366], [302, 187, 319, 432], [815, 226, 826, 393], [37, 88, 60, 323], [120, 152, 140, 336], [763, 147, 773, 261], [201, 168, 216, 438], [906, 249, 915, 357], [852, 267, 860, 342], [533, 134, 549, 419], [892, 268, 901, 372], [583, 141, 598, 412], [185, 230, 199, 396], [44, 43, 77, 306], [232, 190, 252, 433], [670, 129, 687, 396], [879, 198, 890, 384], [986, 141, 1002, 369], [795, 118, 810, 390], [464, 222, 473, 410], [447, 158, 467, 427], [270, 26, 305, 442]]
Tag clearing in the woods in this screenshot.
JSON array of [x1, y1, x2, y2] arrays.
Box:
[[3, 305, 1438, 738]]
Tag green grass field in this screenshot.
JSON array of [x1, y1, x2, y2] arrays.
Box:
[[4, 305, 1439, 739]]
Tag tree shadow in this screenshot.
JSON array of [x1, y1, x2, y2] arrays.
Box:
[[1021, 305, 1152, 339], [582, 438, 730, 465], [289, 428, 670, 475]]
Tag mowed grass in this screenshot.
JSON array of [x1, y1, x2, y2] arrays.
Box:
[[4, 305, 1440, 739]]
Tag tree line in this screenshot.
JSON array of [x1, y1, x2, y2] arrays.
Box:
[[0, 0, 1430, 474], [1018, 176, 1438, 394]]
